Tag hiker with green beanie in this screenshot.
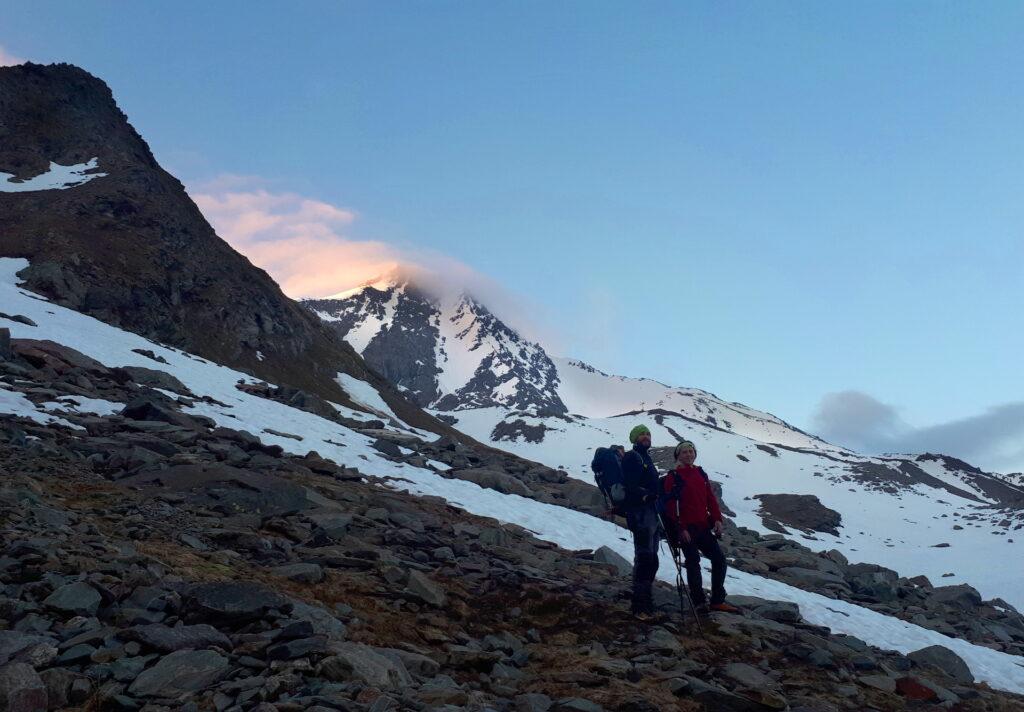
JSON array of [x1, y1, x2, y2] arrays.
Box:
[[621, 424, 661, 618]]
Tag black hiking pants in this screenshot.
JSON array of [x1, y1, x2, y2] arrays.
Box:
[[625, 506, 660, 613], [680, 526, 727, 605]]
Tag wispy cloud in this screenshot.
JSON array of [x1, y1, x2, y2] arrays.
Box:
[[812, 390, 1024, 473], [0, 45, 26, 67], [187, 174, 556, 344]]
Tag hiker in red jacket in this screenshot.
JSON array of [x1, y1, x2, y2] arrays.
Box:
[[661, 440, 738, 614]]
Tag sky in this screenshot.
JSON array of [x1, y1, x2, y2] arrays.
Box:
[[3, 2, 1023, 472]]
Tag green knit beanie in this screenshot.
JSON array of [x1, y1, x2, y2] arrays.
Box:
[[628, 424, 651, 444]]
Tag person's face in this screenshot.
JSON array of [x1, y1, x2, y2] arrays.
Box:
[[637, 433, 651, 448], [676, 446, 696, 466]]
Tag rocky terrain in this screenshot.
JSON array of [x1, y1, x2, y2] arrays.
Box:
[[4, 334, 1024, 711], [0, 63, 457, 440]]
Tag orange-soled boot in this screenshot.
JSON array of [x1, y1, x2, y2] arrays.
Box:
[[709, 601, 740, 613]]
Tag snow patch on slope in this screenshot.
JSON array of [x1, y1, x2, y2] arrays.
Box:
[[0, 158, 107, 192]]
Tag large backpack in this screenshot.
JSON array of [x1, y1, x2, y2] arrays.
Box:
[[590, 447, 626, 513]]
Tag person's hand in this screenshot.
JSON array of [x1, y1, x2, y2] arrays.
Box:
[[713, 520, 724, 537], [680, 529, 692, 544]]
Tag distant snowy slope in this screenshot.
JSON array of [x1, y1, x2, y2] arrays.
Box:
[[554, 357, 842, 452]]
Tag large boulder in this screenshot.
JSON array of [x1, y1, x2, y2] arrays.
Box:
[[929, 584, 983, 610], [120, 397, 205, 430], [908, 645, 974, 684], [120, 623, 232, 653], [450, 468, 533, 498], [128, 649, 229, 697], [120, 366, 191, 395], [592, 546, 632, 577], [183, 582, 292, 623], [317, 643, 413, 689], [42, 582, 101, 617]]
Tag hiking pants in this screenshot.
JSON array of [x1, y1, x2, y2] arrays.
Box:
[[626, 507, 660, 613], [680, 526, 727, 605]]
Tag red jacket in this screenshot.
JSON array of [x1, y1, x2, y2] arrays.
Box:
[[661, 465, 722, 532]]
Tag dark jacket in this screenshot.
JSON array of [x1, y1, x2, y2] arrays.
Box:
[[621, 444, 659, 510]]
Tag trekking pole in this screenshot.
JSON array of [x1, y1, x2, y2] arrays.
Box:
[[671, 546, 706, 639], [658, 514, 706, 639]]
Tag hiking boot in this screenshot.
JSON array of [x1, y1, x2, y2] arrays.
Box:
[[709, 601, 740, 613], [693, 602, 710, 617], [633, 610, 654, 622]]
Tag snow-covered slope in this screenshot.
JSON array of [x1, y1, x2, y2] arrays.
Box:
[[4, 256, 1024, 693], [310, 276, 1024, 614]]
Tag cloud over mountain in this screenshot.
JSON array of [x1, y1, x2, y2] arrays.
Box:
[[813, 390, 1024, 473], [188, 175, 555, 345]]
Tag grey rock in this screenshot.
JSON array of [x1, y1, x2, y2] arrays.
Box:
[[121, 366, 191, 395], [416, 675, 469, 705], [721, 662, 774, 690], [405, 570, 447, 607], [451, 468, 534, 498], [128, 649, 229, 697], [316, 642, 412, 689], [929, 584, 983, 610], [55, 643, 95, 665], [43, 582, 101, 616], [184, 581, 291, 622], [0, 633, 49, 665], [677, 675, 769, 711], [377, 648, 440, 677], [0, 663, 46, 712], [288, 600, 348, 640], [857, 674, 896, 693], [121, 623, 232, 653], [266, 635, 331, 661], [270, 563, 325, 583], [908, 645, 974, 684], [644, 627, 684, 654], [777, 567, 850, 590], [592, 546, 631, 577], [307, 511, 353, 540]]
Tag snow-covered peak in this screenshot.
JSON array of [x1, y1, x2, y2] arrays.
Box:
[[303, 283, 566, 414]]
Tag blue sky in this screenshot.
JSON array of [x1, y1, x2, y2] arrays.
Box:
[[4, 2, 1023, 471]]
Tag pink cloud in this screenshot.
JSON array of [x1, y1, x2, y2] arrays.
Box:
[[188, 177, 402, 298], [0, 45, 26, 67], [187, 175, 559, 346]]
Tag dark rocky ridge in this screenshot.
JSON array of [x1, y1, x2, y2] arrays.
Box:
[[0, 62, 464, 441]]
